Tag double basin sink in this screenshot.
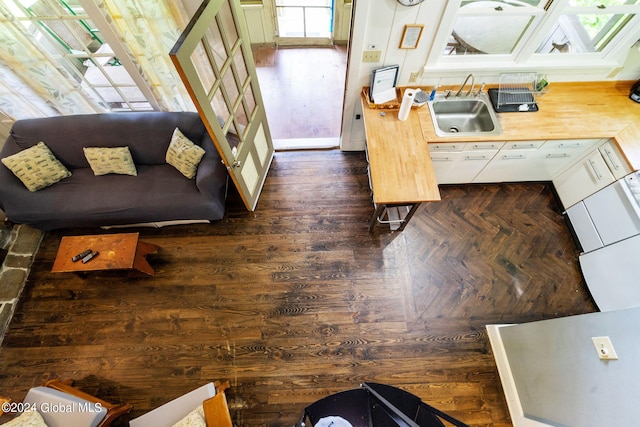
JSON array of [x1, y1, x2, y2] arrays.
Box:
[[427, 92, 502, 137]]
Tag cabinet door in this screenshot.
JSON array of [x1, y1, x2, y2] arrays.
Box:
[[429, 142, 501, 184], [432, 152, 498, 184], [538, 139, 602, 179], [430, 151, 461, 183], [473, 141, 546, 182], [473, 149, 545, 182], [599, 139, 631, 180], [553, 150, 615, 209]]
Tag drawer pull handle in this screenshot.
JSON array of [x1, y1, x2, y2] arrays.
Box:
[[465, 156, 488, 161], [546, 153, 570, 159], [603, 148, 620, 170], [431, 157, 453, 161], [502, 155, 526, 160], [589, 159, 603, 180], [558, 143, 582, 149]]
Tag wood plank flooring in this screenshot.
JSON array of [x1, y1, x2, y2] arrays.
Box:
[[252, 46, 347, 139], [0, 150, 596, 426]]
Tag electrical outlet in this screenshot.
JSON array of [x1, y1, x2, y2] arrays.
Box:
[[409, 72, 419, 83], [592, 336, 619, 360], [362, 50, 381, 62]]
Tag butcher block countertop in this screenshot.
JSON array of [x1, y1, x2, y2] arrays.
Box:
[[362, 81, 640, 208], [417, 80, 640, 169]]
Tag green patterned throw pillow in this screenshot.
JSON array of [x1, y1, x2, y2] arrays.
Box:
[[166, 128, 206, 179], [1, 141, 71, 192], [83, 146, 137, 176]]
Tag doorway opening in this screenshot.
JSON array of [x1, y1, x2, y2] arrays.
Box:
[[252, 45, 347, 149], [251, 0, 351, 149]]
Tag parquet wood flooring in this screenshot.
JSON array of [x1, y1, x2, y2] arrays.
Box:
[[0, 150, 596, 426]]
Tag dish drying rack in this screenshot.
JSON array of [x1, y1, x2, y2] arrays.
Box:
[[488, 72, 548, 112]]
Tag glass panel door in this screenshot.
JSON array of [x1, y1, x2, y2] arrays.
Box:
[[275, 0, 333, 45], [171, 0, 274, 211]]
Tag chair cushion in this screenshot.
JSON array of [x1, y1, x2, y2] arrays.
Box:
[[83, 146, 137, 176], [171, 405, 206, 427], [1, 142, 71, 192], [1, 409, 48, 426], [23, 387, 107, 427]]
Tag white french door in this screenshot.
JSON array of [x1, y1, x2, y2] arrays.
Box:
[[171, 0, 274, 211]]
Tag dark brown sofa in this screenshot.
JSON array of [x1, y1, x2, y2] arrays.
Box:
[[0, 112, 228, 230]]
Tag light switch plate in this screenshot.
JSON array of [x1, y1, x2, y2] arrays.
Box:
[[362, 50, 381, 62], [592, 336, 619, 360]]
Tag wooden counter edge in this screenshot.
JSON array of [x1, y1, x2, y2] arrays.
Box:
[[613, 122, 640, 171], [360, 92, 441, 205]]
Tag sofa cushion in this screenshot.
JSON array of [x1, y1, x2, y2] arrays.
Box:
[[166, 128, 206, 179], [83, 146, 137, 176], [1, 141, 71, 192]]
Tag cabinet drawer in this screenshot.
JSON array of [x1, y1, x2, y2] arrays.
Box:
[[428, 143, 464, 152], [503, 141, 545, 150], [543, 139, 601, 151], [463, 142, 504, 151]]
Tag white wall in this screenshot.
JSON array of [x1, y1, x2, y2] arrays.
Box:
[[243, 3, 276, 44]]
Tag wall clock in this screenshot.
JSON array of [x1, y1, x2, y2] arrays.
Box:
[[396, 0, 425, 6]]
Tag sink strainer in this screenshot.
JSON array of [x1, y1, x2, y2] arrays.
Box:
[[448, 126, 460, 133]]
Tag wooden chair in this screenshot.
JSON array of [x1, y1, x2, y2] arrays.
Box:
[[7, 378, 131, 427], [129, 381, 232, 427]]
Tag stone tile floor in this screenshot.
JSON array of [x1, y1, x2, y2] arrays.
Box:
[[0, 212, 43, 345]]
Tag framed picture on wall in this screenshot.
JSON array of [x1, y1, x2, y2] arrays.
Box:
[[399, 24, 424, 49]]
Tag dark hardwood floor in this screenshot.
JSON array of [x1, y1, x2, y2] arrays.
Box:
[[0, 150, 596, 426]]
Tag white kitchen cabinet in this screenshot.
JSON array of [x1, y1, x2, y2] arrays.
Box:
[[599, 139, 631, 180], [429, 142, 502, 184], [473, 139, 602, 183], [536, 138, 604, 179], [553, 139, 632, 209], [473, 141, 545, 183]]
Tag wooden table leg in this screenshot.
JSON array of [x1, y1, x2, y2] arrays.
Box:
[[132, 241, 160, 276], [395, 203, 420, 232]]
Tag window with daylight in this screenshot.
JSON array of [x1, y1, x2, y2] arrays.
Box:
[[428, 0, 640, 71], [2, 0, 157, 113]]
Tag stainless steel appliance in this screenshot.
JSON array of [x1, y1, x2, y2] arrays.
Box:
[[580, 235, 640, 311], [566, 171, 640, 253], [631, 79, 640, 103], [567, 171, 640, 311]]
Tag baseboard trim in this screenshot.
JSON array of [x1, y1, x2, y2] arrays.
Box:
[[273, 137, 339, 151]]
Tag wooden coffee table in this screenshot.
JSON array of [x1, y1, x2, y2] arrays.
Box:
[[52, 232, 160, 276]]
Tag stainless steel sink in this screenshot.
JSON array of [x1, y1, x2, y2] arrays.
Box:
[[427, 93, 502, 137]]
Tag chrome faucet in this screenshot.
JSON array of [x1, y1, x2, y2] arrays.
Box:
[[455, 73, 475, 97]]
